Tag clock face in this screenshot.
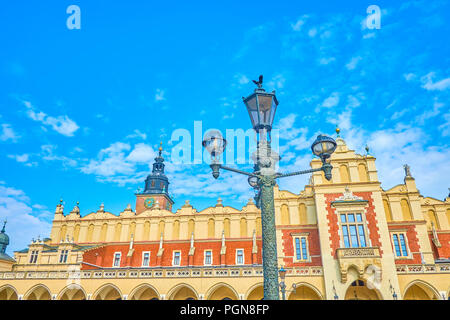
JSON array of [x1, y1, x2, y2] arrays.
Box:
[[144, 197, 155, 209]]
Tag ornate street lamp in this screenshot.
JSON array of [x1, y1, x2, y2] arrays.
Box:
[[203, 75, 336, 300]]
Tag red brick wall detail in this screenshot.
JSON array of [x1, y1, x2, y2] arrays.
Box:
[[388, 224, 421, 264], [81, 239, 262, 270], [324, 192, 382, 258], [429, 231, 450, 260], [280, 227, 321, 267]]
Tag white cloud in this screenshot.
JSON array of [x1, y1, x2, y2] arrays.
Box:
[[235, 74, 249, 85], [308, 28, 317, 37], [8, 154, 29, 163], [22, 100, 79, 137], [126, 143, 157, 163], [403, 73, 416, 81], [415, 99, 444, 125], [267, 74, 286, 89], [40, 145, 77, 168], [0, 124, 20, 142], [321, 92, 340, 108], [346, 56, 362, 70], [126, 129, 147, 140], [80, 142, 158, 185], [438, 112, 450, 137], [0, 183, 52, 254], [318, 57, 336, 65], [421, 72, 450, 91], [291, 15, 309, 31], [155, 89, 166, 101]]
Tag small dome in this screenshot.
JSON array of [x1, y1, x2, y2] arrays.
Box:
[[0, 231, 9, 246], [0, 221, 9, 246]]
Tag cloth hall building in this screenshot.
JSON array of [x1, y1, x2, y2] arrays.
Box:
[[0, 135, 449, 300]]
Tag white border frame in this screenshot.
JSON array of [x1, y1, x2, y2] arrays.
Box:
[[235, 248, 245, 265], [292, 236, 311, 262], [390, 231, 413, 259], [203, 250, 213, 266], [141, 251, 150, 267], [172, 250, 181, 266], [113, 252, 122, 267]]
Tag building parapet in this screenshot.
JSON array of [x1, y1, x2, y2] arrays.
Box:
[[0, 266, 324, 280], [395, 264, 450, 274]]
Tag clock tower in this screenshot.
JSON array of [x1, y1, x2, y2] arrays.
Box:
[[135, 142, 174, 214]]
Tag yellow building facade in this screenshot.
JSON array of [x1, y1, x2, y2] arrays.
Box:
[[0, 136, 449, 300]]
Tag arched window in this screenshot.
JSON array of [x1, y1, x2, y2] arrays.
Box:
[[447, 209, 450, 229], [158, 221, 165, 237], [223, 218, 230, 238], [188, 219, 195, 238], [383, 199, 393, 222], [100, 223, 108, 242], [339, 164, 350, 183], [358, 163, 369, 182], [59, 225, 67, 242], [73, 224, 80, 242], [86, 224, 95, 242], [240, 218, 247, 237], [114, 223, 122, 242], [281, 204, 290, 225], [255, 217, 262, 236], [298, 203, 307, 225], [128, 222, 136, 240], [426, 210, 439, 230], [208, 218, 215, 238], [172, 220, 180, 240], [400, 199, 413, 221], [143, 221, 150, 240]]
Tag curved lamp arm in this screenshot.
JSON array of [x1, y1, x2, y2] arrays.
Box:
[[210, 163, 257, 179], [276, 167, 322, 179]]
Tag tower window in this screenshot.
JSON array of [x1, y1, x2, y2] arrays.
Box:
[[29, 250, 39, 264], [59, 250, 69, 263]]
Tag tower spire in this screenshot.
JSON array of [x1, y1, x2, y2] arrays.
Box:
[[1, 219, 6, 233]]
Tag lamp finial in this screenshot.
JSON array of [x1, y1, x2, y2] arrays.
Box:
[[252, 75, 263, 89], [335, 125, 340, 137]]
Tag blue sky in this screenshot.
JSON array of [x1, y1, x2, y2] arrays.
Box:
[[0, 0, 449, 254]]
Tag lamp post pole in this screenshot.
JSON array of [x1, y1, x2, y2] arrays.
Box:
[[202, 75, 337, 300]]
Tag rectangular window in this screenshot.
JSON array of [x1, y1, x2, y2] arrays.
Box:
[[142, 252, 150, 267], [204, 250, 212, 265], [340, 213, 367, 248], [173, 251, 181, 266], [59, 250, 68, 263], [399, 234, 408, 256], [293, 236, 309, 261], [236, 249, 244, 265], [29, 250, 39, 264], [113, 252, 121, 267], [392, 233, 409, 257], [295, 238, 301, 260], [301, 238, 308, 260]]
